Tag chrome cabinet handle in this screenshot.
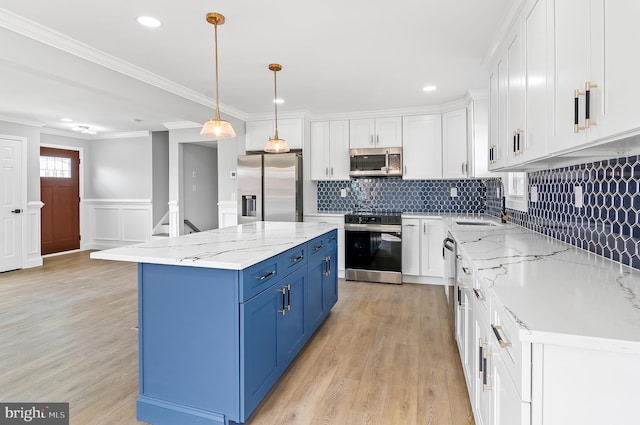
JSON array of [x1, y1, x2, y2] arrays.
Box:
[[491, 324, 512, 348], [461, 266, 471, 275], [278, 287, 287, 315], [290, 254, 304, 263], [312, 244, 323, 252], [258, 270, 276, 281], [473, 288, 485, 301]]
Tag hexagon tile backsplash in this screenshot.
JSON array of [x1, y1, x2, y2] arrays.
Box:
[[318, 154, 640, 270], [486, 155, 640, 270], [316, 178, 487, 214]]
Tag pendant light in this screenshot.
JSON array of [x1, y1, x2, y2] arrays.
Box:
[[200, 12, 236, 139], [264, 63, 290, 153]]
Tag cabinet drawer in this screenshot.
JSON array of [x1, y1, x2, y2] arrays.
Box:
[[280, 244, 307, 274], [307, 234, 327, 260], [489, 298, 532, 402], [240, 258, 281, 302]]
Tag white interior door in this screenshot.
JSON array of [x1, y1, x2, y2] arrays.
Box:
[[0, 137, 23, 272]]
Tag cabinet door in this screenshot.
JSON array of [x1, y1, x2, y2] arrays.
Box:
[[488, 63, 503, 170], [322, 244, 338, 309], [549, 0, 591, 154], [506, 23, 524, 164], [401, 219, 420, 276], [241, 285, 281, 414], [306, 255, 326, 332], [329, 120, 350, 180], [491, 340, 530, 425], [475, 322, 493, 425], [310, 122, 331, 180], [277, 118, 303, 149], [419, 219, 445, 277], [594, 1, 640, 140], [277, 267, 306, 364], [522, 0, 548, 162], [245, 120, 274, 152], [375, 116, 403, 147], [442, 109, 468, 178], [349, 119, 375, 148], [402, 114, 442, 179]]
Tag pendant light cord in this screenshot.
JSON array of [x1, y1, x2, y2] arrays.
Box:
[[273, 69, 279, 139], [214, 21, 221, 121]]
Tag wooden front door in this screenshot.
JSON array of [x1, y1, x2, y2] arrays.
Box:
[[40, 147, 80, 255]]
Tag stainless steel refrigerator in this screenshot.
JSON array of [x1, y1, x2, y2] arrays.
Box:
[[237, 153, 303, 224]]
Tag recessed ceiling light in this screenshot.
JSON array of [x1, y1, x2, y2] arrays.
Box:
[[273, 99, 284, 104], [422, 85, 437, 92], [137, 16, 161, 28], [72, 125, 98, 135], [61, 118, 73, 123]]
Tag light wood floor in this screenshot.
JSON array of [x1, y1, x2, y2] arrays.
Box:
[[0, 251, 474, 425]]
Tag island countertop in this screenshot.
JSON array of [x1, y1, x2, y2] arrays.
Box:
[[90, 221, 338, 270], [444, 216, 640, 352]]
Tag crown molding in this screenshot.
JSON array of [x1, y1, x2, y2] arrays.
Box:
[[40, 127, 91, 139], [244, 110, 313, 122], [0, 8, 247, 121], [95, 131, 151, 140], [0, 114, 44, 128], [163, 121, 202, 130]]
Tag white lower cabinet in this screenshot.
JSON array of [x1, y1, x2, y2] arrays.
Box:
[[455, 244, 638, 425], [401, 217, 444, 282]]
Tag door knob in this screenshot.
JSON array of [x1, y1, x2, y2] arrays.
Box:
[[11, 209, 22, 214]]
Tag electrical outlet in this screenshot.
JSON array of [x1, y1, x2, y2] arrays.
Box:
[[450, 187, 458, 197], [340, 188, 347, 198], [530, 186, 538, 202], [574, 185, 584, 208]]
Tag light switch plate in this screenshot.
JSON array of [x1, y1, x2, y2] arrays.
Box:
[[530, 186, 538, 202], [340, 188, 347, 198], [450, 187, 458, 197]]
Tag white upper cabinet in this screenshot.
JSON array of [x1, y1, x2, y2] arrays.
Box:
[[522, 0, 548, 162], [245, 118, 303, 152], [548, 0, 640, 155], [506, 23, 524, 166], [402, 114, 442, 179], [310, 121, 350, 181], [488, 60, 505, 170], [590, 1, 640, 141], [349, 117, 402, 148], [548, 0, 593, 154], [442, 108, 469, 178]]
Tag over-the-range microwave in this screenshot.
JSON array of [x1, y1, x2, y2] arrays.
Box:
[[349, 147, 402, 177]]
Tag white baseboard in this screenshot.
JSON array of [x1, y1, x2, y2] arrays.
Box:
[[402, 275, 445, 285]]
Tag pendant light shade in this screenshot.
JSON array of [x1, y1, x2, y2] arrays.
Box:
[[200, 12, 236, 139], [264, 63, 290, 153]]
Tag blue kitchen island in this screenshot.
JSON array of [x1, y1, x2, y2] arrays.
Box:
[[91, 222, 339, 425]]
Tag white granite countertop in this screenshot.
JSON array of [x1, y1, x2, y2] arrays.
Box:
[[444, 216, 640, 352], [90, 222, 338, 270]]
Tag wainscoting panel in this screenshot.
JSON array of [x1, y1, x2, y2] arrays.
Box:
[[85, 199, 152, 249]]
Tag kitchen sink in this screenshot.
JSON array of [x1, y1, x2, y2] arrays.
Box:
[[455, 220, 500, 227]]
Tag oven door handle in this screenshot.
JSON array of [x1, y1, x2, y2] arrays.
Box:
[[345, 223, 401, 233], [442, 237, 455, 258]]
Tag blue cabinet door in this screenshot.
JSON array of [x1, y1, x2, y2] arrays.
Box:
[[241, 285, 281, 419], [322, 244, 338, 309], [306, 256, 325, 333], [277, 266, 306, 366]]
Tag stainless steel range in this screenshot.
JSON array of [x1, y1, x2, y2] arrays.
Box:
[[344, 212, 402, 284]]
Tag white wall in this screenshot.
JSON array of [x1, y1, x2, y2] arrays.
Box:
[[87, 135, 152, 199], [168, 113, 245, 236], [152, 131, 169, 226], [183, 144, 218, 231]]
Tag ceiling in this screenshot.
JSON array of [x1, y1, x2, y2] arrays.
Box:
[[0, 0, 513, 136]]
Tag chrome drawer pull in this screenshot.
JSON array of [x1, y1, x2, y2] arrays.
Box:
[[257, 270, 276, 281], [312, 244, 323, 252], [491, 324, 512, 348], [461, 266, 472, 275], [473, 288, 485, 301], [290, 255, 304, 263]]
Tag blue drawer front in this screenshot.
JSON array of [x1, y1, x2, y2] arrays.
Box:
[[240, 258, 280, 302], [307, 234, 326, 260], [279, 244, 307, 274]]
